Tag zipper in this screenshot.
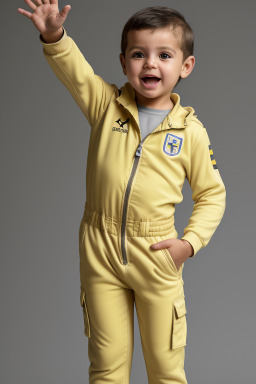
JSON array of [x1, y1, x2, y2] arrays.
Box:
[[120, 138, 146, 265], [119, 113, 172, 265]]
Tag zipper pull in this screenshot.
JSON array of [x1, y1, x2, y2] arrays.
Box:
[[135, 143, 143, 157]]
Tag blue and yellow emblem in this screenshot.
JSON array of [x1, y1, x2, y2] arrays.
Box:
[[209, 145, 218, 169], [163, 133, 183, 156]]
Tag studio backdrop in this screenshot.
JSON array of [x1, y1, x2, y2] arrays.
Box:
[[2, 1, 255, 383]]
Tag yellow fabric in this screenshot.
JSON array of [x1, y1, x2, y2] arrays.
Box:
[[39, 28, 226, 382], [78, 218, 188, 383], [39, 27, 226, 257]]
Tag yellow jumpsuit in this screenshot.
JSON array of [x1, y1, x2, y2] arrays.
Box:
[[40, 27, 226, 384]]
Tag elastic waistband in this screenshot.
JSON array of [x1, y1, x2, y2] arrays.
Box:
[[83, 202, 177, 237]]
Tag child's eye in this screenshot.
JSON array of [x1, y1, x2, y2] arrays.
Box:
[[132, 52, 144, 58], [160, 53, 172, 59]]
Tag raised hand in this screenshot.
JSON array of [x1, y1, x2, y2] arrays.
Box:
[[17, 0, 71, 36]]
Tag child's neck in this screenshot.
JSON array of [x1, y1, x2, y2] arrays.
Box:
[[135, 95, 174, 110]]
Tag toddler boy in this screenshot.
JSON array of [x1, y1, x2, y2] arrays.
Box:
[[18, 2, 226, 383]]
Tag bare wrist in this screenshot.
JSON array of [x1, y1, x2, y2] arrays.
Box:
[[41, 27, 64, 44], [181, 239, 194, 257]]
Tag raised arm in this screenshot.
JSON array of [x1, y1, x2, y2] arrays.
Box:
[[18, 0, 116, 127]]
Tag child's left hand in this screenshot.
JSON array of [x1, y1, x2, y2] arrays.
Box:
[[150, 239, 194, 270]]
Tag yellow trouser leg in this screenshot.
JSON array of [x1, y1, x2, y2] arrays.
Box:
[[79, 222, 134, 384], [79, 211, 188, 384]]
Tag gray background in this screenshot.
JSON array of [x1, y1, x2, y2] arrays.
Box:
[[2, 0, 255, 383]]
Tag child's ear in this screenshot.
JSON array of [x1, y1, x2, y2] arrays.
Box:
[[119, 53, 127, 75], [180, 55, 195, 79]]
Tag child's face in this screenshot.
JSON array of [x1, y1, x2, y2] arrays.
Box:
[[119, 27, 195, 108]]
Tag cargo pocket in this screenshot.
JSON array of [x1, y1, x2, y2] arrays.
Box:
[[171, 295, 187, 349], [80, 288, 91, 338]]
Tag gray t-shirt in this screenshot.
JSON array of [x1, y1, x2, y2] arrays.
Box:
[[137, 104, 172, 141]]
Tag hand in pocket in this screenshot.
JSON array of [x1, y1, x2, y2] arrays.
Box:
[[150, 238, 194, 270]]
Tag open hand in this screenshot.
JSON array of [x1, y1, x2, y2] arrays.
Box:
[[150, 238, 194, 270], [17, 0, 71, 36]]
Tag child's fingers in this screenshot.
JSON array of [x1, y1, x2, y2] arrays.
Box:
[[17, 8, 33, 19], [151, 238, 182, 250], [59, 4, 71, 19], [24, 0, 37, 11], [150, 238, 174, 249]]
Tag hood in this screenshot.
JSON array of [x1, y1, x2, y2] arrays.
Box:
[[115, 82, 199, 131]]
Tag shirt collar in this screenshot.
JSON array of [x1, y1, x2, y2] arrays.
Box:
[[116, 82, 195, 131]]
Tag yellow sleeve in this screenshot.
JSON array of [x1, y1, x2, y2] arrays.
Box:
[[39, 27, 116, 127], [181, 128, 226, 257]]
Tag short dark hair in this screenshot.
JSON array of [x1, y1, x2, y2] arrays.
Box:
[[120, 6, 194, 87]]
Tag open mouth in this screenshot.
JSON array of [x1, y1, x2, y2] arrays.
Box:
[[141, 76, 161, 85]]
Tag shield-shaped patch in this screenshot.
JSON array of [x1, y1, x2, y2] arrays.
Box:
[[163, 133, 183, 156]]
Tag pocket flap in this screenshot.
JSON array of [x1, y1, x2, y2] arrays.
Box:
[[173, 296, 187, 318], [80, 289, 86, 307]]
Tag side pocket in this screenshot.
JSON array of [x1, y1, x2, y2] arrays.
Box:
[[79, 216, 87, 248], [80, 288, 91, 338], [171, 295, 187, 349], [161, 247, 180, 275]]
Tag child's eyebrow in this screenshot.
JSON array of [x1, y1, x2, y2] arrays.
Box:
[[158, 46, 176, 54], [128, 46, 176, 54]]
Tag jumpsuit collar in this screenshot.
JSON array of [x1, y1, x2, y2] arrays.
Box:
[[116, 82, 196, 131]]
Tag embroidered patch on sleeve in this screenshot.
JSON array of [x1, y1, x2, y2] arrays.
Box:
[[209, 145, 218, 169]]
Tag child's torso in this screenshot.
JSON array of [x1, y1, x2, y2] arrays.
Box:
[[84, 90, 195, 224]]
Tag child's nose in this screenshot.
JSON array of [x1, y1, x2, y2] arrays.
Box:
[[143, 56, 158, 69]]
